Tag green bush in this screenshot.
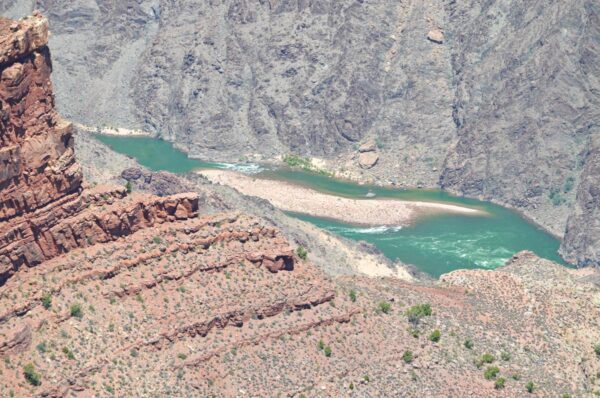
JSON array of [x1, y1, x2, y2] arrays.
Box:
[[549, 187, 566, 206], [324, 346, 332, 357], [349, 290, 357, 302], [406, 304, 432, 324], [402, 350, 413, 363], [594, 343, 600, 357], [501, 351, 511, 361], [484, 366, 500, 380], [282, 154, 331, 176], [23, 363, 41, 386], [377, 301, 392, 314], [481, 353, 495, 364], [36, 342, 47, 354], [62, 347, 75, 360], [70, 303, 83, 318], [318, 339, 325, 351], [283, 154, 312, 169], [41, 293, 52, 310], [464, 339, 474, 349], [564, 176, 575, 193], [296, 246, 308, 260], [526, 381, 535, 393], [125, 181, 132, 193], [495, 377, 506, 389], [429, 329, 441, 343]]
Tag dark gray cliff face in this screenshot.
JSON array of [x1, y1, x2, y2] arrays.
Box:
[[129, 0, 455, 167], [3, 1, 599, 267], [440, 0, 599, 235], [561, 136, 600, 267]]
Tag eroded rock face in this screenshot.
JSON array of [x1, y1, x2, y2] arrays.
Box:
[[0, 14, 82, 221], [0, 15, 199, 285], [561, 135, 600, 267]]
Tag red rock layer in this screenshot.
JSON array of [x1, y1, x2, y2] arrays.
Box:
[[0, 14, 199, 285], [0, 14, 82, 222]]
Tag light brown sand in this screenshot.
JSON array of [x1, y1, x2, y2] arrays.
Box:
[[199, 169, 484, 226], [75, 123, 152, 136]]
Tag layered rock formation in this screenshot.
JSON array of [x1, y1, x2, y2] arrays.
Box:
[[0, 14, 199, 285], [2, 14, 600, 397]]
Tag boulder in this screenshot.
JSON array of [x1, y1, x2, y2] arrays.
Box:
[[359, 139, 377, 153], [359, 152, 379, 169], [427, 29, 444, 44], [121, 167, 143, 181]]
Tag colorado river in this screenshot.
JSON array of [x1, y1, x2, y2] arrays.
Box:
[[95, 134, 566, 277]]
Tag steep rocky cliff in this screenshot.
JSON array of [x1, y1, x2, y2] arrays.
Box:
[[561, 135, 600, 267]]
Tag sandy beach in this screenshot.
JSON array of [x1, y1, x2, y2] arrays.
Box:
[[75, 123, 152, 137], [199, 169, 484, 226]]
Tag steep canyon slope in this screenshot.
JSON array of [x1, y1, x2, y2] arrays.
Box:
[[1, 1, 599, 267], [3, 13, 600, 398]]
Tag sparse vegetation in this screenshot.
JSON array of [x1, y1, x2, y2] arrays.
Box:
[[318, 339, 325, 351], [464, 339, 474, 349], [282, 154, 331, 176], [495, 377, 506, 389], [296, 246, 308, 260], [36, 341, 47, 354], [402, 350, 413, 363], [406, 303, 432, 324], [62, 346, 75, 360], [549, 187, 566, 206], [564, 176, 575, 193], [479, 353, 495, 364], [324, 346, 332, 357], [41, 293, 52, 310], [484, 366, 500, 380], [70, 303, 83, 318], [429, 329, 441, 343], [23, 363, 41, 386], [125, 181, 132, 193], [594, 343, 600, 357], [501, 351, 511, 361], [377, 301, 392, 314], [349, 290, 357, 302], [526, 381, 535, 393]]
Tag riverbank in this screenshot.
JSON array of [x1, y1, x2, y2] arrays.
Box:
[[198, 169, 484, 226]]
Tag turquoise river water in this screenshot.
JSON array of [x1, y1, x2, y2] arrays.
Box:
[[95, 135, 566, 277]]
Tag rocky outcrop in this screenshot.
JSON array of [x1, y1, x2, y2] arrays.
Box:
[[0, 15, 199, 285], [0, 14, 82, 221], [561, 135, 600, 267]]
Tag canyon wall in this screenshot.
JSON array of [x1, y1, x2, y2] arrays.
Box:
[[2, 13, 600, 397], [2, 1, 599, 266]]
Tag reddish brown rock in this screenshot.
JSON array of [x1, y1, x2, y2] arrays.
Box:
[[0, 15, 199, 285]]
